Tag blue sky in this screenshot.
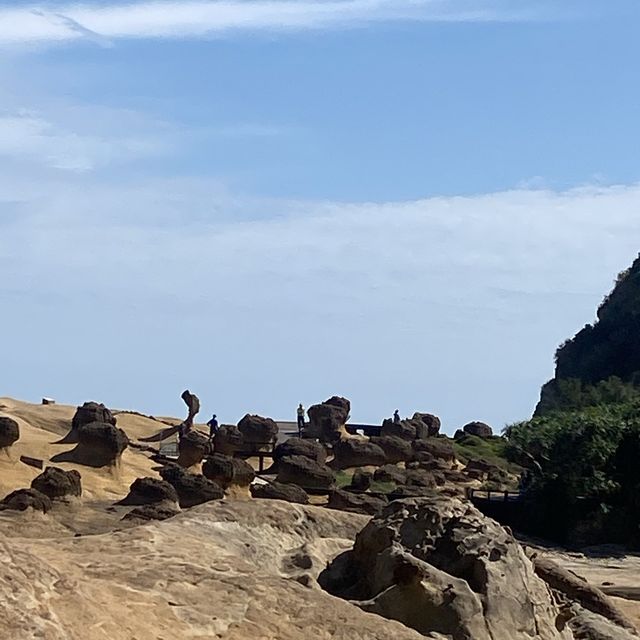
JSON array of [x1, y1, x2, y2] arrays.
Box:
[[2, 0, 640, 431]]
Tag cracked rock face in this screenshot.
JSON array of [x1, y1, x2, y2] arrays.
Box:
[[320, 495, 572, 640]]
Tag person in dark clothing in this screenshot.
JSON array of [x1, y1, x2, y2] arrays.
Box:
[[297, 404, 306, 436], [207, 414, 219, 439], [393, 409, 401, 424]]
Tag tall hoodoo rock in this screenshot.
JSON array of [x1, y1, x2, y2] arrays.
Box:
[[177, 430, 210, 468], [307, 396, 351, 443], [181, 390, 200, 428]]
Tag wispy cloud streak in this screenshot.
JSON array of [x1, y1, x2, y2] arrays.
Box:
[[0, 0, 549, 47]]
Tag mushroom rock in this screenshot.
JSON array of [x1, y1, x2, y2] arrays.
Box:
[[51, 422, 129, 468], [31, 467, 82, 500], [237, 414, 279, 453], [117, 477, 179, 506], [0, 417, 20, 449], [177, 430, 211, 468], [307, 397, 351, 443]]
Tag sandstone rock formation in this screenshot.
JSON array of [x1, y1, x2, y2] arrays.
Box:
[[0, 488, 52, 513], [51, 422, 129, 467], [213, 424, 244, 456], [0, 416, 19, 449], [412, 438, 455, 465], [58, 401, 117, 444], [277, 455, 336, 490], [117, 477, 179, 506], [31, 467, 82, 500], [331, 438, 386, 470], [463, 421, 494, 438], [237, 414, 279, 452], [307, 396, 351, 443], [411, 412, 441, 437], [273, 437, 326, 465], [327, 489, 387, 516], [122, 503, 180, 522], [177, 430, 210, 468], [181, 389, 200, 428], [202, 453, 255, 490], [374, 464, 408, 485], [320, 495, 571, 640], [380, 418, 419, 441], [250, 480, 310, 504], [371, 436, 413, 463], [159, 464, 224, 508]]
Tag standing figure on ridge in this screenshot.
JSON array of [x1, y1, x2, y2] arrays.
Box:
[[393, 409, 401, 424], [207, 414, 219, 440], [297, 403, 306, 436]]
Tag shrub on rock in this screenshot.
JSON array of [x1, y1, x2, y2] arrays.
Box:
[[31, 466, 82, 500], [0, 417, 19, 449]]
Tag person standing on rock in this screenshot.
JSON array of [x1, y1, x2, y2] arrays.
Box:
[[393, 409, 401, 424], [207, 414, 219, 440], [297, 404, 306, 436]]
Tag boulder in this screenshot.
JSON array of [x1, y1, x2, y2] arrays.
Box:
[[159, 464, 224, 508], [31, 467, 82, 500], [404, 469, 438, 489], [273, 438, 326, 465], [177, 431, 211, 468], [320, 496, 570, 640], [202, 454, 255, 489], [58, 401, 116, 444], [374, 465, 407, 485], [122, 504, 180, 522], [250, 481, 309, 505], [330, 439, 386, 470], [277, 455, 336, 491], [0, 488, 52, 513], [307, 396, 350, 443], [51, 422, 129, 467], [370, 436, 413, 464], [380, 418, 418, 441], [463, 421, 493, 438], [412, 438, 455, 465], [453, 429, 465, 440], [0, 417, 19, 448], [117, 477, 178, 506], [349, 470, 372, 492], [237, 414, 279, 453], [387, 485, 437, 500], [213, 424, 244, 456], [411, 413, 441, 437], [327, 489, 388, 516]]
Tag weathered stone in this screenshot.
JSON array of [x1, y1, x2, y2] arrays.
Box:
[[117, 477, 178, 506], [237, 414, 279, 453], [31, 467, 82, 500], [370, 436, 413, 463], [321, 496, 570, 640], [380, 418, 418, 441], [273, 438, 326, 465], [463, 421, 493, 438], [349, 470, 372, 492], [0, 416, 19, 448], [122, 503, 180, 522], [412, 438, 455, 464], [51, 422, 129, 468], [58, 401, 116, 444], [307, 397, 350, 443], [213, 424, 244, 456], [327, 489, 388, 516], [177, 430, 210, 468], [411, 413, 441, 438], [159, 464, 224, 508], [202, 454, 255, 489], [181, 389, 200, 427], [250, 481, 309, 505], [374, 464, 407, 485], [0, 488, 52, 513], [331, 439, 386, 470], [277, 455, 336, 491]]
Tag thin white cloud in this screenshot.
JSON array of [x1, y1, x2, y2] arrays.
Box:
[[2, 176, 640, 426], [0, 1, 551, 47]]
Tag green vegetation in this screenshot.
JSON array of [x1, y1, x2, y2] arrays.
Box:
[[453, 434, 514, 470]]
